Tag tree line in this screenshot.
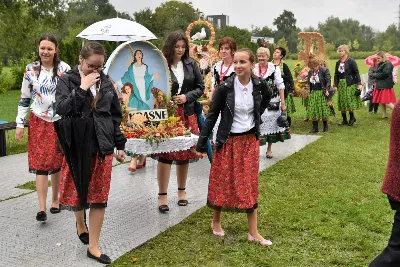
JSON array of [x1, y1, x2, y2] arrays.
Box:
[[0, 0, 399, 91]]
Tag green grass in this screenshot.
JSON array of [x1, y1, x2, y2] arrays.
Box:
[[15, 180, 52, 191], [110, 68, 400, 266], [0, 89, 28, 155]]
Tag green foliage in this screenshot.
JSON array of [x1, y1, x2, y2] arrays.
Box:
[[9, 52, 36, 91], [275, 37, 290, 54], [353, 39, 360, 50], [273, 10, 300, 53]]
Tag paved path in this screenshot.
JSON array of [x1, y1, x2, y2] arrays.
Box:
[[0, 134, 319, 267]]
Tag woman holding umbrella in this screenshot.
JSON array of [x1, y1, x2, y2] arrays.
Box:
[[56, 41, 126, 264]]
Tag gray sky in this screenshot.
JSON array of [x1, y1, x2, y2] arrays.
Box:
[[110, 0, 398, 32]]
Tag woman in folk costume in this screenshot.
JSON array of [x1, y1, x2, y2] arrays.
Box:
[[253, 47, 290, 159], [210, 37, 236, 142], [153, 30, 204, 213], [15, 33, 70, 221], [370, 52, 396, 119], [272, 47, 296, 127], [333, 44, 363, 126], [369, 101, 400, 267], [307, 55, 332, 133], [56, 41, 126, 264], [196, 48, 273, 245]]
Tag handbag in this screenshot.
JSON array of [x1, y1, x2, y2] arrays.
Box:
[[267, 102, 280, 111]]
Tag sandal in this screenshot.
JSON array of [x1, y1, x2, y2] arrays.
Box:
[[177, 188, 188, 206], [266, 152, 273, 159], [49, 205, 61, 214], [158, 193, 169, 212]]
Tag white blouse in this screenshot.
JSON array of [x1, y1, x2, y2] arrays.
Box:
[[231, 76, 255, 133], [171, 61, 184, 94], [212, 60, 235, 90], [253, 62, 285, 90], [16, 61, 71, 128]]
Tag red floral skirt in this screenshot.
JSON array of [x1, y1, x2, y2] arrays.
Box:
[[59, 154, 113, 210], [28, 113, 62, 175], [207, 133, 259, 213], [153, 105, 200, 163], [373, 86, 396, 104]]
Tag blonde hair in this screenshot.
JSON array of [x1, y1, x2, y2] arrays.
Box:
[[377, 52, 388, 62], [337, 45, 350, 55], [308, 54, 321, 68], [256, 47, 270, 58]]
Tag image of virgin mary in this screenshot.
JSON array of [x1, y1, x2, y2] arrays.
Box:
[[118, 49, 158, 110]]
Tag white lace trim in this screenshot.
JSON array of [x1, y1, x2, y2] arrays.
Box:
[[259, 107, 286, 135], [124, 134, 199, 154]]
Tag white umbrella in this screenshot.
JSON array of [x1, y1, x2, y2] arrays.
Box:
[[76, 18, 157, 42]]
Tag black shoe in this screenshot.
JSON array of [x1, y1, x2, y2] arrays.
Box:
[[339, 113, 348, 125], [309, 121, 319, 133], [49, 205, 61, 214], [87, 250, 111, 264], [36, 211, 47, 222], [158, 193, 169, 212], [348, 117, 356, 126], [76, 222, 89, 245], [177, 188, 188, 206], [323, 121, 328, 132]]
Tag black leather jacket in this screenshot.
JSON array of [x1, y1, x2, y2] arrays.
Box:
[[170, 58, 204, 116], [196, 75, 272, 152], [334, 57, 361, 87], [56, 66, 126, 155], [308, 67, 331, 91], [371, 61, 395, 89]]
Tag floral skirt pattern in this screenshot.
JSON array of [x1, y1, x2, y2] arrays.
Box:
[[28, 113, 62, 175], [285, 94, 296, 116], [307, 90, 332, 120], [337, 79, 362, 111], [207, 133, 259, 213], [59, 154, 113, 210], [372, 86, 396, 104], [152, 105, 200, 163]]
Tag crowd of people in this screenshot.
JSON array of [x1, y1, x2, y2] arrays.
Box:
[[14, 31, 399, 265]]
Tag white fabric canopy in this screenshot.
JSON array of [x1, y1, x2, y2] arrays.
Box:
[[77, 18, 157, 42]]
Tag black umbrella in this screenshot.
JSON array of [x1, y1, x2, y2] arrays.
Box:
[[55, 89, 93, 208]]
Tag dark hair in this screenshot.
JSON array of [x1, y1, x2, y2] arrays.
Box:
[[80, 41, 106, 109], [80, 41, 106, 59], [236, 48, 255, 63], [276, 47, 287, 59], [122, 82, 133, 94], [36, 33, 61, 80], [133, 50, 144, 64], [162, 31, 189, 67], [218, 37, 237, 54]]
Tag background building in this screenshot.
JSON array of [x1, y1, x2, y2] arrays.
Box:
[[206, 14, 229, 27]]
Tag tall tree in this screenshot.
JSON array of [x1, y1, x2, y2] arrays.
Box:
[[273, 10, 300, 52]]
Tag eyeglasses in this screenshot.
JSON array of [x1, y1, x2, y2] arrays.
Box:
[[84, 60, 104, 71]]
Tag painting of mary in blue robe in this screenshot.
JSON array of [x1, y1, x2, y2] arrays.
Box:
[[118, 50, 159, 110]]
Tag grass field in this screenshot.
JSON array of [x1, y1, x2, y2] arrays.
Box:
[[109, 61, 400, 267]]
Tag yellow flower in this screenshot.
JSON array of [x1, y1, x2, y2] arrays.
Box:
[[295, 62, 301, 66]]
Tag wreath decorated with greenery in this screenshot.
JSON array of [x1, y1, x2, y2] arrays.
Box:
[[185, 20, 215, 51]]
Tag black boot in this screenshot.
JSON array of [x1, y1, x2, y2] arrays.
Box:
[[339, 112, 348, 125], [309, 121, 319, 133], [287, 116, 292, 127], [348, 112, 356, 126], [322, 120, 328, 132]]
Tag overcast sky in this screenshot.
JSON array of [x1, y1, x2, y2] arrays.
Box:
[[109, 0, 398, 32]]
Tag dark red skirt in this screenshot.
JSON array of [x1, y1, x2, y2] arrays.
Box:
[[28, 113, 62, 175], [153, 105, 200, 163], [59, 154, 113, 210], [207, 133, 259, 213], [373, 86, 396, 104]]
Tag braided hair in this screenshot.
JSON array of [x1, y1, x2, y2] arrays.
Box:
[[36, 33, 61, 81]]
